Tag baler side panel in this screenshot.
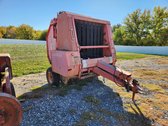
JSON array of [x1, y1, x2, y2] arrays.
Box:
[[57, 13, 78, 51], [103, 24, 116, 64], [51, 51, 81, 77], [46, 25, 57, 63]]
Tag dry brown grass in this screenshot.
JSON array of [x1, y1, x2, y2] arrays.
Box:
[[99, 69, 168, 126], [153, 93, 168, 111], [157, 58, 168, 65], [126, 84, 168, 125], [141, 83, 166, 93], [125, 96, 168, 126], [133, 69, 168, 81], [143, 101, 167, 126], [159, 83, 168, 89]]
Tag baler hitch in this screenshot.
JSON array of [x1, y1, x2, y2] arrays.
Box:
[[93, 61, 142, 101], [125, 79, 143, 101]]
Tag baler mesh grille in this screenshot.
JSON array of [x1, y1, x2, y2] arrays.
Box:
[[75, 20, 104, 59]]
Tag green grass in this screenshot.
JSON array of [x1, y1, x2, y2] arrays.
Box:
[[0, 44, 151, 77], [116, 52, 150, 60], [0, 44, 50, 77]]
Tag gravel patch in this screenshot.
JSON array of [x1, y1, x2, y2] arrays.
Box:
[[21, 79, 150, 126], [116, 56, 168, 72]]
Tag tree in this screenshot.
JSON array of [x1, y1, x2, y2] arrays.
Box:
[[5, 26, 17, 39], [151, 6, 168, 46], [112, 24, 121, 32], [113, 25, 125, 45], [140, 10, 153, 45], [39, 30, 47, 40], [124, 9, 142, 45], [33, 30, 42, 40], [0, 26, 6, 38], [16, 24, 34, 40], [124, 8, 161, 46]]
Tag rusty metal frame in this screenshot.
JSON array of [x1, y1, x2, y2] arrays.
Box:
[[0, 54, 22, 125]]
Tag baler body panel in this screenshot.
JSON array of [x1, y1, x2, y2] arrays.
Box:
[[57, 13, 78, 51], [46, 24, 57, 64], [51, 50, 81, 77]]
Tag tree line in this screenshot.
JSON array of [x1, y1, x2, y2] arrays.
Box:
[[0, 24, 47, 40], [0, 6, 167, 45], [113, 6, 168, 46]]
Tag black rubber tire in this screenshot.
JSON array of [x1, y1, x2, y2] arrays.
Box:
[[46, 67, 60, 86]]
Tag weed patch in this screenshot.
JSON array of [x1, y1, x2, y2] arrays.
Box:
[[83, 95, 101, 106]]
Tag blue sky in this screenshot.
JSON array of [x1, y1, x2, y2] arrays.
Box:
[[0, 0, 167, 30]]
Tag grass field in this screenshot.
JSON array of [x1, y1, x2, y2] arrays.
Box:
[[0, 44, 151, 77], [116, 52, 149, 60], [0, 44, 49, 76]]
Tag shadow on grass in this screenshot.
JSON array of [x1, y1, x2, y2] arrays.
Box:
[[18, 77, 151, 126]]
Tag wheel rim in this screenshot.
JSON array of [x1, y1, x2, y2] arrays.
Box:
[[47, 71, 53, 84], [0, 93, 22, 126]]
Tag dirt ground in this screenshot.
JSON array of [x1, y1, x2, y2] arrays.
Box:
[[12, 55, 168, 126]]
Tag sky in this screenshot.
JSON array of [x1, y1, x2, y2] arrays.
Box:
[[0, 0, 167, 30]]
